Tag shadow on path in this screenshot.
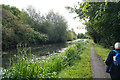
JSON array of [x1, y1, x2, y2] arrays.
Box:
[[90, 41, 110, 79]]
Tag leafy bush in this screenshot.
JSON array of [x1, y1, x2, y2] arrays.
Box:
[[66, 30, 77, 41], [25, 31, 48, 44], [2, 4, 69, 50], [2, 8, 49, 50]]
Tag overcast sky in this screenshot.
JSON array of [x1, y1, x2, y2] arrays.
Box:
[[1, 0, 87, 34]]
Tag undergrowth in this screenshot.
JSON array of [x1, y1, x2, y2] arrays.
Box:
[[1, 40, 91, 79], [93, 42, 110, 62], [57, 40, 92, 78]]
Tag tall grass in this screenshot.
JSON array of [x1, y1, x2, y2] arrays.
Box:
[[93, 42, 110, 62], [57, 40, 92, 78], [1, 41, 90, 78]]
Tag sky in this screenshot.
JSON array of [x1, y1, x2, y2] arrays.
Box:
[[1, 0, 87, 34]]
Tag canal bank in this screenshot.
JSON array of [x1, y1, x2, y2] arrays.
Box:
[[2, 39, 84, 68], [1, 39, 91, 78]]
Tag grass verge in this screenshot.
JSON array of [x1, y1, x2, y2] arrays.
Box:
[[1, 40, 92, 79], [57, 40, 92, 78], [93, 42, 110, 62]]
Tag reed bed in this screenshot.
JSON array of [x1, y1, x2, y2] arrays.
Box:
[[1, 41, 89, 79]]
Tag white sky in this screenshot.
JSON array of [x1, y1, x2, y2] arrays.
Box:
[[1, 0, 87, 34]]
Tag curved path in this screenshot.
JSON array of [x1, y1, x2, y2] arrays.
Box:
[[90, 41, 110, 79]]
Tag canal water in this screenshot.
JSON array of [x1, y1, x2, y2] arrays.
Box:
[[2, 39, 82, 69], [2, 42, 72, 68]]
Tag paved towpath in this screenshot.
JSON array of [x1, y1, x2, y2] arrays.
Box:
[[90, 41, 110, 79]]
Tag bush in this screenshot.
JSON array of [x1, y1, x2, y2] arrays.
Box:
[[26, 31, 48, 44]]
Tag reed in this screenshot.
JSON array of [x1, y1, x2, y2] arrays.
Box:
[[2, 41, 89, 78]]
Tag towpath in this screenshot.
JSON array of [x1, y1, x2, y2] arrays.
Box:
[[90, 41, 110, 79]]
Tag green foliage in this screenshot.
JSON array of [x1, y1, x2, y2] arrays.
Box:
[[2, 4, 69, 50], [1, 46, 57, 78], [66, 29, 77, 41], [57, 40, 92, 78], [21, 7, 68, 43], [67, 2, 120, 48], [25, 31, 48, 44], [77, 33, 88, 39], [1, 41, 90, 78], [20, 6, 43, 32], [2, 4, 21, 18], [66, 30, 74, 41], [46, 10, 68, 43], [2, 8, 48, 50], [93, 42, 110, 62]]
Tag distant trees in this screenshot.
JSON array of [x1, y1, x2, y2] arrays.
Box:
[[77, 33, 87, 39], [2, 4, 21, 18], [45, 10, 68, 42], [21, 6, 68, 43], [2, 5, 77, 50], [2, 8, 48, 50], [66, 29, 77, 41], [67, 2, 120, 48], [20, 6, 43, 33]]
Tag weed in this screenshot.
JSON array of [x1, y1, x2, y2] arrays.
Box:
[[1, 40, 91, 79]]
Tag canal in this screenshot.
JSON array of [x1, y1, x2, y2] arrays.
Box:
[[2, 39, 82, 69], [2, 42, 70, 68]]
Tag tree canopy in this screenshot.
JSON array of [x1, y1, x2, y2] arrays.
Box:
[[2, 4, 77, 50], [67, 2, 120, 48]]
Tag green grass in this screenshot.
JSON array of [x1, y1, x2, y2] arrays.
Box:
[[57, 40, 92, 79], [93, 42, 110, 62], [1, 40, 92, 79]]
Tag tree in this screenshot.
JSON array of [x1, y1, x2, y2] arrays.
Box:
[[66, 29, 77, 41], [2, 4, 69, 50], [2, 4, 21, 18], [21, 7, 68, 43], [20, 6, 43, 32], [2, 6, 48, 50], [67, 2, 120, 48], [77, 33, 87, 39], [46, 10, 68, 43]]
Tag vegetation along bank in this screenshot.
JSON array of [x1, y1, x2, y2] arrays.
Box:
[[1, 40, 92, 79], [1, 4, 77, 51]]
